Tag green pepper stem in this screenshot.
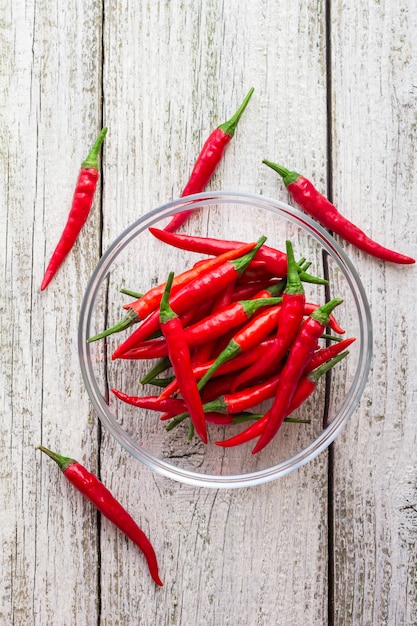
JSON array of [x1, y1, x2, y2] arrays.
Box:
[[218, 88, 254, 137], [197, 339, 240, 392], [299, 271, 328, 286], [262, 159, 300, 187], [146, 376, 175, 388], [87, 308, 139, 342], [232, 235, 267, 275], [140, 356, 172, 385], [285, 240, 305, 296], [266, 280, 286, 296], [120, 288, 143, 299], [37, 445, 75, 472], [240, 296, 282, 317], [82, 127, 108, 170], [311, 298, 343, 326], [159, 272, 177, 324], [308, 350, 349, 384]]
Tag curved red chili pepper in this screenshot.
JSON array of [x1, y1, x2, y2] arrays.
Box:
[[307, 336, 356, 372], [159, 272, 208, 443], [164, 89, 254, 232], [232, 240, 306, 390], [119, 294, 282, 362], [252, 298, 343, 454], [216, 350, 348, 449], [37, 445, 163, 586], [264, 160, 415, 265], [148, 227, 327, 285], [303, 302, 345, 335], [40, 128, 108, 290], [88, 241, 256, 342], [111, 237, 267, 359]]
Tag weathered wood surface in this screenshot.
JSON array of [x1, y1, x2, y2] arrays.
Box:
[[1, 1, 416, 624]]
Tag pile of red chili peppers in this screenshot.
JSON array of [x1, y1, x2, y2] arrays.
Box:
[[89, 230, 355, 454]]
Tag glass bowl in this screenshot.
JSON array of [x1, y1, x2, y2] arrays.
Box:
[[78, 191, 372, 488]]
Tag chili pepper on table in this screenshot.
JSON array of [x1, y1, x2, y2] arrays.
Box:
[[251, 298, 343, 454], [215, 351, 349, 448], [264, 160, 415, 265], [231, 240, 306, 390], [88, 241, 256, 342], [164, 88, 254, 232], [148, 227, 328, 285], [40, 128, 108, 291], [111, 236, 267, 359], [159, 272, 208, 443], [37, 445, 163, 586]]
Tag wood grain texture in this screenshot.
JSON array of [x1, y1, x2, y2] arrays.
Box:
[[1, 0, 103, 624], [1, 0, 416, 624], [330, 1, 417, 625]]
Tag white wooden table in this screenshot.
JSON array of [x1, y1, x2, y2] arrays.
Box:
[[2, 1, 417, 624]]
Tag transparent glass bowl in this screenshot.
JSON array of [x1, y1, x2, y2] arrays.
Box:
[[78, 191, 372, 488]]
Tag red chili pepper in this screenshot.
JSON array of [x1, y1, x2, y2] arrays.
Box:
[[111, 389, 186, 414], [202, 338, 356, 406], [307, 336, 356, 371], [251, 298, 343, 454], [40, 128, 108, 290], [159, 337, 277, 399], [202, 371, 282, 415], [231, 280, 282, 301], [112, 237, 267, 359], [88, 241, 256, 342], [164, 89, 254, 232], [196, 302, 283, 392], [264, 160, 415, 265], [159, 272, 208, 443], [215, 350, 348, 448], [304, 302, 345, 335], [148, 227, 328, 285], [37, 445, 162, 586], [119, 294, 282, 362], [210, 280, 238, 314], [232, 240, 306, 390]]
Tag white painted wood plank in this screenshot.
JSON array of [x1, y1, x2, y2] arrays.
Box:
[[330, 1, 417, 624], [1, 0, 103, 624]]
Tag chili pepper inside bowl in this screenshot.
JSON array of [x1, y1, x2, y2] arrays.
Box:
[[78, 191, 372, 488]]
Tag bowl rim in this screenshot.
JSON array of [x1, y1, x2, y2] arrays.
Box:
[[78, 190, 373, 488]]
